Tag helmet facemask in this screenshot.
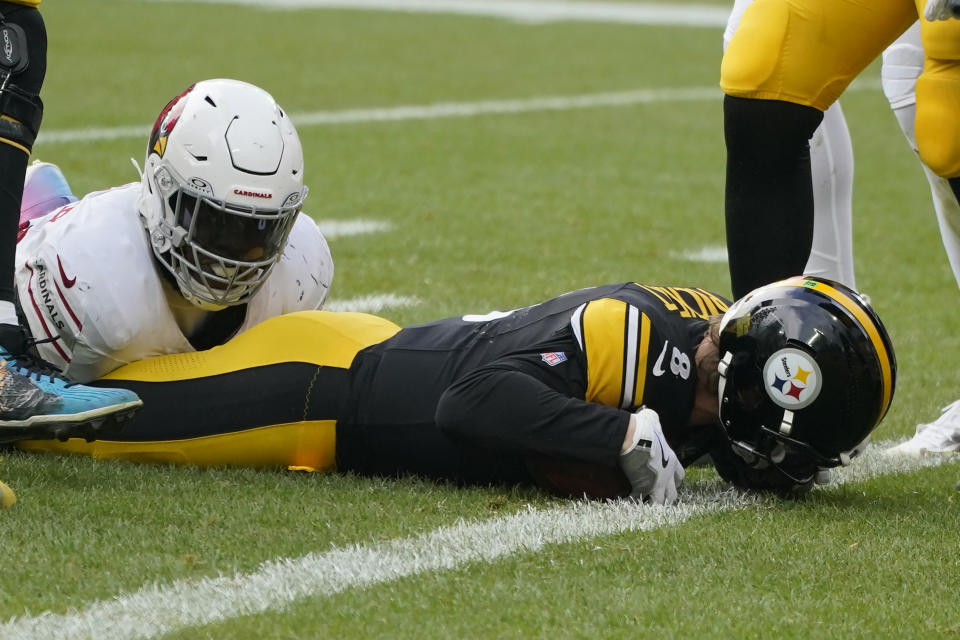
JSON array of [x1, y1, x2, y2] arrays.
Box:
[[725, 423, 850, 485], [147, 161, 306, 309], [717, 348, 830, 486]]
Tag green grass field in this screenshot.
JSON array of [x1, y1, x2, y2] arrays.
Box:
[[2, 1, 960, 638]]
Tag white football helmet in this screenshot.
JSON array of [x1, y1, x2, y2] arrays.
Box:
[[137, 79, 307, 310]]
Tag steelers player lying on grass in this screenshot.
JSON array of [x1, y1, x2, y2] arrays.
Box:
[[19, 277, 895, 505]]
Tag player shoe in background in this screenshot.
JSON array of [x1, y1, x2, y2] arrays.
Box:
[[0, 323, 141, 443], [886, 399, 960, 456], [20, 160, 77, 223]]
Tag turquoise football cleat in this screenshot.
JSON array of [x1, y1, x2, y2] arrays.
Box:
[[0, 337, 141, 443]]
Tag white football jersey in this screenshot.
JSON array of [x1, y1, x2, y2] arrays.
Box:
[[15, 183, 333, 382]]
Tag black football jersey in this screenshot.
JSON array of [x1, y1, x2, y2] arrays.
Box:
[[336, 283, 729, 484]]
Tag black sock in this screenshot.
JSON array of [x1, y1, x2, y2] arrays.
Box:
[[724, 96, 824, 299], [0, 147, 28, 306], [0, 321, 26, 354], [0, 5, 46, 307]]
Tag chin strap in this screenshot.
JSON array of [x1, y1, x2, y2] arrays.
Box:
[[717, 351, 733, 425], [779, 409, 794, 435]]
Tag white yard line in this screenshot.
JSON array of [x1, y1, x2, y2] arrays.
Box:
[[36, 88, 720, 146], [323, 293, 418, 313], [316, 219, 393, 239], [0, 489, 756, 640], [141, 0, 732, 27], [828, 443, 949, 486], [0, 443, 951, 640], [38, 124, 151, 145], [306, 222, 414, 314], [671, 245, 728, 263], [36, 80, 882, 147]]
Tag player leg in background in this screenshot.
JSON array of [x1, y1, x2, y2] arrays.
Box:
[[20, 160, 76, 222], [882, 21, 960, 454], [0, 3, 140, 445], [722, 0, 817, 298], [722, 0, 857, 290], [722, 98, 822, 299], [805, 104, 857, 289], [720, 0, 915, 299]]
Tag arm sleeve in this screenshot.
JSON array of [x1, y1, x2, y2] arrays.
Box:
[[435, 357, 630, 467]]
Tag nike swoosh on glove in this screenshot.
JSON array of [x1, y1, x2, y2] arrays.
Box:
[[619, 407, 685, 505]]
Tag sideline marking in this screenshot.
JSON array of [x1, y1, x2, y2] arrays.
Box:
[[35, 80, 883, 147], [323, 293, 418, 313], [671, 245, 727, 263], [36, 88, 720, 145], [141, 0, 732, 27], [0, 443, 950, 640], [316, 219, 393, 238]]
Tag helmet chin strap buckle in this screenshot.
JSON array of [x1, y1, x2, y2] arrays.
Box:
[[717, 351, 733, 424], [779, 409, 794, 436], [156, 220, 187, 249], [170, 225, 187, 247], [717, 351, 732, 377]]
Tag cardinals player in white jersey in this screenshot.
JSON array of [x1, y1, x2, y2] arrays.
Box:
[[14, 79, 334, 383]]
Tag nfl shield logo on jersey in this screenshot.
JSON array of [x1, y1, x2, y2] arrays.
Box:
[[540, 352, 567, 366]]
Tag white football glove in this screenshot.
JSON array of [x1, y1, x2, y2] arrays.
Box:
[[618, 407, 685, 505], [925, 0, 960, 21]]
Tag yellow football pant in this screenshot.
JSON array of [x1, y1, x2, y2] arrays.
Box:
[[18, 311, 401, 470], [721, 0, 960, 177]]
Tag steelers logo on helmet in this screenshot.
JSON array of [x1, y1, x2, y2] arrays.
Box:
[[762, 347, 822, 410]]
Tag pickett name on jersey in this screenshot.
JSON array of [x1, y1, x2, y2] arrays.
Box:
[[637, 285, 728, 319]]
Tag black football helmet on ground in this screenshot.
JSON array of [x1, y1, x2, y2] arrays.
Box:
[[715, 276, 896, 487]]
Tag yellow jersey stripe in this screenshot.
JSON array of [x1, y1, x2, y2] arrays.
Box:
[[581, 299, 650, 410], [583, 298, 628, 407], [102, 311, 400, 382], [633, 312, 651, 407], [780, 276, 894, 418]]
